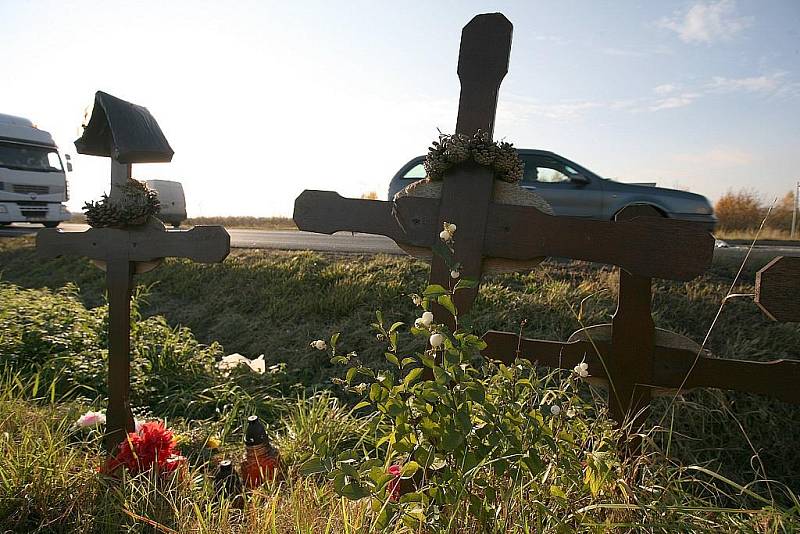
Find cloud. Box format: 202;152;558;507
659;0;752;43
707;73;785;93
649;93;699;111
674;146;755;167
653;84;678;95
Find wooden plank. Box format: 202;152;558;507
484;205;714;281
756;256;800;322
293;191;437;247
454;13;512;136
482;331;800;404
608;269;654;427
37;225;230;264
104;258;136;452
292;191;713;281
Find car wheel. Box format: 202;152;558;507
43;221;60;228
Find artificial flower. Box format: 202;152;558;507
387;464;402;502
75;410;106;428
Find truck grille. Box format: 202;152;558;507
13;184;50;194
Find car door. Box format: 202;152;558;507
519;154;604;218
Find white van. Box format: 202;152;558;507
145;179;186;227
0;113;71;227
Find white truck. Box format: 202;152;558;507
0;113;72;227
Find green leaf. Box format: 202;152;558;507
330;332;340;348
345;367;358;384
389;321;404;333
404;367;423;386
385;352;399;366
423;284;448;298
437;294;457;316
401;461;420;478
299;458;327;476
453;278;479;291
353;400;371;410
340;483;369;500
339;461;359;478
401;357;417;368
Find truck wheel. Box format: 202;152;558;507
43;222;60;228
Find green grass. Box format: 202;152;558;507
1;235;799;531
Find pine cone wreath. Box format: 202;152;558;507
84;178;160;228
423;130;524;183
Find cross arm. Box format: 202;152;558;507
293;190;438;247
484;205;714;281
37;225;230;263
482;330;800;404
294;190;713;281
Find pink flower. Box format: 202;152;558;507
387;464;402;501
75;410;106;428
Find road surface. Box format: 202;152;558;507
1;223;798;259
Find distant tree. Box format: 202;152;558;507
714;189;764;230
361;191;378;200
767;190;796;231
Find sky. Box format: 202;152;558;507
1;0;798;216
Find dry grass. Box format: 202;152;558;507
186;216;297;230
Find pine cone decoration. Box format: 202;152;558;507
493;141;524;183
422;130;524;183
83;178;160;228
470;129;497;166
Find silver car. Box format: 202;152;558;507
388;149;716;229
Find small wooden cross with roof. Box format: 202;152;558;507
37;91;230;452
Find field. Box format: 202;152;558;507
1;235;799;532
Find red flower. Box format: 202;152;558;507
107;421;181;475
387;464;402;502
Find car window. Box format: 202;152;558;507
403;163;426;179
521;156;582;184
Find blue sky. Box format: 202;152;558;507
1;0;798;216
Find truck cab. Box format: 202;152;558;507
0;113;71;227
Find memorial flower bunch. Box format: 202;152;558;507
105;420;186;476
304;224;621;531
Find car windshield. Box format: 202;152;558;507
0;141;63;172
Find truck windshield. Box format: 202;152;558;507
0;141;63;172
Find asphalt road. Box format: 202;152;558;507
1;223;798;259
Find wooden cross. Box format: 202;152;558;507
36;92;230;452
293;12;800;433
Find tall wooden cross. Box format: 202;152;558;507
37;92;230;452
293;12;800;432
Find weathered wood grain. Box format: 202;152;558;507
481;331;800;404
756;256;800;322
37;225;230;264
294;191;714;281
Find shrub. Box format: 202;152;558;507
0;282;291;422
714;189;764;230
